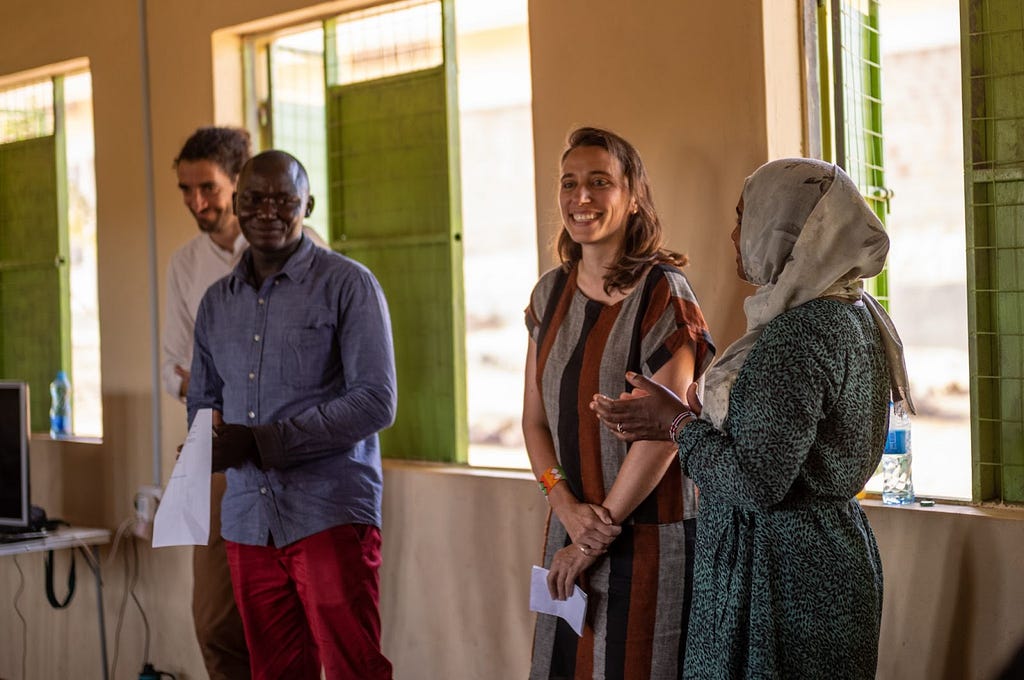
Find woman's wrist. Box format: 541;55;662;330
537;464;566;497
668;410;697;440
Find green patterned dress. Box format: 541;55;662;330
677;298;887;679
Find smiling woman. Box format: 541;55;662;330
522;127;715;679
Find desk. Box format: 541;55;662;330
0;527;111;680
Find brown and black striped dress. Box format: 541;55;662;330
526;263;715;680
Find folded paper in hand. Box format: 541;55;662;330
152;408;212;548
529;565;588;636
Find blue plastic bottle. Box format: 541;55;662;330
882;401;914;505
49;370;72;438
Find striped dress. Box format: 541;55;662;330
526;263;715;680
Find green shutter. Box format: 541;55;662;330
0;133;70;432
962;0;1024;502
819;0;890;307
324;0;466;462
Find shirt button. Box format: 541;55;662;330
274;280;280;286
259;487;267;495
253;334;260;342
247;410;255;419
248;372;255;380
258;298;265;305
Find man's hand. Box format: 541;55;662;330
211;423;260;472
175;365;191;399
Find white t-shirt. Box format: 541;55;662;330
161;231;248;400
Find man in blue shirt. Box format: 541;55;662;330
187;150;396;679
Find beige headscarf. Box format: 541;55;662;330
702;158;916;428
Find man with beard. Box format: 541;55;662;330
187;150;396;678
162;126;252;680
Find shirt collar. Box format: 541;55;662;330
229;234;317;293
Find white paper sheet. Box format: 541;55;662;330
152;408;212;548
529;565;588;636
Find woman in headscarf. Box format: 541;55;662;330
524;127;715;679
591;158;914;678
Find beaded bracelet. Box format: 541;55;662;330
538;465;566;496
668;411;696;441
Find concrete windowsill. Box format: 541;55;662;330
29;433;102;446
382;460;1024;521
859;497;1024;521
383;458;534;481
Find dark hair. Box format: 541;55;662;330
174;126;252;180
556;127;687;294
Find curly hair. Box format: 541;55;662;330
556;127;687;294
173;126;251;180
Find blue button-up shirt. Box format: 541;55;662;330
187;236;397;547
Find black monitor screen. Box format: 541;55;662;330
0;382;29;527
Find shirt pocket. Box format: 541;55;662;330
281;307;337;389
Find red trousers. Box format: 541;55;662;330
226;524;392;680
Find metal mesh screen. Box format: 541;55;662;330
964;0;1024;501
835;0;890;307
326;0;442;87
0;79;53;145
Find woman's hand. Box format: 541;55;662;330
551;495;621;552
547;544;599;600
590;372;700;442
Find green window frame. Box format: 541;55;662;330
0;76;72;433
244;0;467;463
961;0;1024;503
810;0;891;307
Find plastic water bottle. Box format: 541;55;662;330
882;401;914;505
49;370;71;438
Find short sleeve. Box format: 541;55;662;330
524;266;568;345
640;266;716;379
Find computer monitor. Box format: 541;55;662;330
0;381;30;529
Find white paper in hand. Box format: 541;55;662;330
152;408;212;547
529;565;588;636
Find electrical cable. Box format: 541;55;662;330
104;516;137;571
13;554;27;680
110;527;136;678
111;530;155;678
130;533;152;663
44;548;76;608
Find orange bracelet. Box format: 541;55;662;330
538;465;566;495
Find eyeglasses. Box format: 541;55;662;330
237;192;302;215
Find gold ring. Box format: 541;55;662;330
578;545;588;555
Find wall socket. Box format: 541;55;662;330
133;485;163;540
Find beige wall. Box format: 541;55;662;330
1;1;1022;679
528;0;790;347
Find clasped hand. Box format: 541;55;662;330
547;543;599;600
557;501;620;554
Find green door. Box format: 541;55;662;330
0;133;70;432
324;0;466;462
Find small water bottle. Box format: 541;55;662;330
882;401;914;505
49;370;72;438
